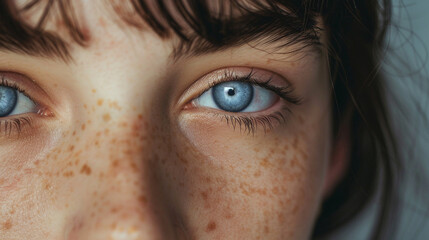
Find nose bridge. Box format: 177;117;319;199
67;108;176;240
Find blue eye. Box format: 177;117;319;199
0;86;36;117
212;81;253;112
195;81;278;113
0;86;17;117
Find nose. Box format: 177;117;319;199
64;111;182;240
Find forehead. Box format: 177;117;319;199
3;0;322;61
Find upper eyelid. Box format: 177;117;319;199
0;72;54;114
178;67;301;110
207;75;301;105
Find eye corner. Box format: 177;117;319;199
182;101;197;111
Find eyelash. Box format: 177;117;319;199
200;69;301;134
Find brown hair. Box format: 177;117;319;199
0;0;400;239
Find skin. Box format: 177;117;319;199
0;1;343;239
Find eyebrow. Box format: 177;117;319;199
0;5;321;63
0;30;71;62
169;12;322;61
0;1;71;62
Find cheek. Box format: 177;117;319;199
0;126;66;236
173;112;329;239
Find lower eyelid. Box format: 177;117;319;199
0;116;33;138
0;109;54;139
181;105;291;135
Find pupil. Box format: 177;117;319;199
227;88;235;96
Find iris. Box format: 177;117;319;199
0;86;17;117
212;81;253;112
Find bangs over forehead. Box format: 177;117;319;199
0;0;323;61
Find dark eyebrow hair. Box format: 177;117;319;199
0;0;322;62
0;1;74;61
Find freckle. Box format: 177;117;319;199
2;219;12;230
264;225;270;233
299;149;309;160
103;113;111;122
110;207;118;213
200;191;208;200
254;170;261;177
0;178;5;186
292;137;299;149
178;156;188;165
259;158;272;168
112;160;119;168
92;89;96;93
292;204;299;214
63;171;74;177
111;223;117;229
69;145;75;152
138;196;147;205
138;114;143;120
83;104;88;109
80;164;92;175
130;162;138;172
109;101;122;110
97;99;104;106
81;124;86;130
206;221;216;232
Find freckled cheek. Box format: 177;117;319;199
178;114;255;163
0;124;62;193
0;126;76;235
177;114;321;237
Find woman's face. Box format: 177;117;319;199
0;1;334;239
